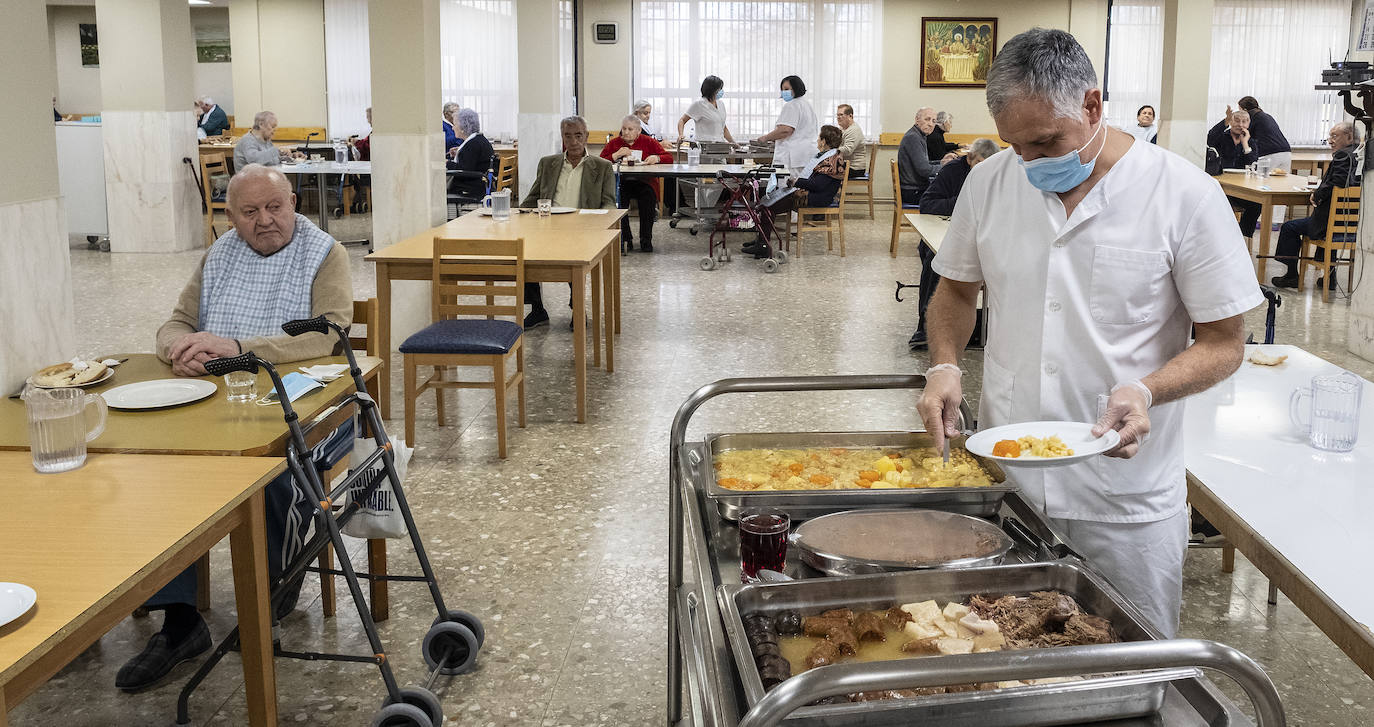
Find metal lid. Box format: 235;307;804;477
793;508;1013;575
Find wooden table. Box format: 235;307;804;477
905;212;948;253
1216;172;1315;282
367;211;624;423
1291;149;1333;177
0;453;283;726
1184;344;1374;679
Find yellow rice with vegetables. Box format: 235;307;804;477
714;447;994;491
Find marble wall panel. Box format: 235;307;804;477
101;110;202;253
371;131;445;340
0;197;76;395
1351;176;1374;363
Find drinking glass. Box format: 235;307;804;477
23;387;107;473
1290;372;1363;452
225;370;258;402
739;509;789;582
629;149;643;163
483;190;512;221
537;198;552;218
1258;159;1272;177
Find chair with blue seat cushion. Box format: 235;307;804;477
792;159;851;258
200;153;232;246
841;144;875;219
400;237;527;457
1299;186;1359;302
889;158;920;258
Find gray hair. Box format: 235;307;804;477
442;102;460;118
935;111;951;125
227;164;292;208
1334;120;1361;144
198;96;214;106
559;115;588;133
632;99;652;114
1230;109;1251;122
456;108;481;135
986;28;1099;120
968;138;1000;161
915;107;935;121
252;110;276;130
620;114;642;129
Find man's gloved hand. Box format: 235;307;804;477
1092;379;1152;459
917;364;964;454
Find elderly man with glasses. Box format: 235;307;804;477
1270;121;1362;290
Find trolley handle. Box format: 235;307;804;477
282;315;333;337
205;352;260;377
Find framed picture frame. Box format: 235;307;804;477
920;18;997;88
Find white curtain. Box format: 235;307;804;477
324;0;372;140
439;0;519;138
561;0;577;116
1104;0;1350;146
632;0;883;139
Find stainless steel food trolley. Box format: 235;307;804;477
667;374;1286;727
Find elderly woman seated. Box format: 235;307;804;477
788;124;846;209
446;108;495;200
599;114;668;252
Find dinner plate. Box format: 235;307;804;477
965;421;1121;468
30;367;114;389
0;583;37;628
101;379;218;410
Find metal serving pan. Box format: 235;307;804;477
717;559;1185;727
695;431;1015;521
792;509;1015;576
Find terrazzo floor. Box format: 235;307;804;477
9;208;1374;726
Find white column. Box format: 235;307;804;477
369;0;445;339
517;1;568;199
1352;169;1374;362
0;0;77;393
95;0;201;253
1158;0;1215;168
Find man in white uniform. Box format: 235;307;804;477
917;29;1261;637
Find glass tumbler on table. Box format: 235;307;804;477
739;509;789;582
225;370;258;402
23;387;107;474
537;198;552;218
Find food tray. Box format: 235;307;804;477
793;509;1015;576
694;431;1015;521
717;559;1186;727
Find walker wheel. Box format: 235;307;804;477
98;239;111;252
381;687;443;726
775;250;789;264
669;219;678;229
422;621;479;676
699;256;716;271
432;609;485;647
332;206;345;219
763;258;780;273
689;227;699;236
370;702;433;727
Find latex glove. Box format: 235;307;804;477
917;364;964;454
1092;380;1152;459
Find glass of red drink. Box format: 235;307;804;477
739;509;790;582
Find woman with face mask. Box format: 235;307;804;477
677;75;736;146
756;75;820;175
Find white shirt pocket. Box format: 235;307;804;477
977;353;1016;429
1089;245;1169;325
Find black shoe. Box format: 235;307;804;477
640;242;653;252
1270;273;1299;289
908;330;928;350
115;618;211;692
523;310;549;329
1317;276;1337;291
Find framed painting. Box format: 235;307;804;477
920;18;997;88
79;23;99;68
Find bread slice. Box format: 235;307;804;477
1248;351;1288;366
32;363;77;387
68;361;107;385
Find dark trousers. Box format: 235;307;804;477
1274;217;1324;271
619;178;658;246
1229;197;1262;239
916;242;939;334
147;469;309;608
525;282;574;313
847;167;868;180
901;186;925;207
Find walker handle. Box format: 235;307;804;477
282;315;331;337
204;352;260;377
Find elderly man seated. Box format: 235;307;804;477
1271;121;1362;290
1207;109;1261;241
196;96;229;138
115;165;353;693
519;115;615;329
234;111;302;169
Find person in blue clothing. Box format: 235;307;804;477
442;102;461;156
196;96;229;138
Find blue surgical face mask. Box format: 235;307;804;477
716;89;725;100
780;90;794;102
1017;121;1107;193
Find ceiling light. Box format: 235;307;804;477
188;0;212;5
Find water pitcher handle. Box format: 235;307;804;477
1289;387;1311;434
482;194;493;209
83;392;108;442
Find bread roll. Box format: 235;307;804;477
32;363;76;387
68;361;107;385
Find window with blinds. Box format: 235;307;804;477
632;0;883;140
1105;0;1350;147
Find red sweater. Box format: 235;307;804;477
600;135;670;198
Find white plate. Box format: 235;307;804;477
549;206;577;214
101;379;219;410
0;583;37;628
965;421;1121;468
30;367;115;389
1221;168;1248;174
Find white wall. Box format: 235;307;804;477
230;0;328;131
47;5;234;116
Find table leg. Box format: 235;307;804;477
368;538;389;622
376;264;392;419
591;262;602;370
229;489;278;727
573;269;587;423
1255;201;1275;283
603;251;615;373
2;686;8;727
317;172;330;235
613;237;622;334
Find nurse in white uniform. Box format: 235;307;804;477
917;29;1262;638
755;75;820;176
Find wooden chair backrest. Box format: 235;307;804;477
587;130;617;144
350;298;378;355
431;238;525;322
494;155;517;193
1324;186;1361;244
201;153;230;208
878;132;904;146
226;125;326;142
836;159;851;209
945;132;1008;148
890;158;902;202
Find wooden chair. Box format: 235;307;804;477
493;154;517;194
841;144;875;219
889;158;919;257
201;153;231;246
402;238;527;458
792;159;851;257
1299;186;1360;302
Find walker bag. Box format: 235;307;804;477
342;436;414;539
